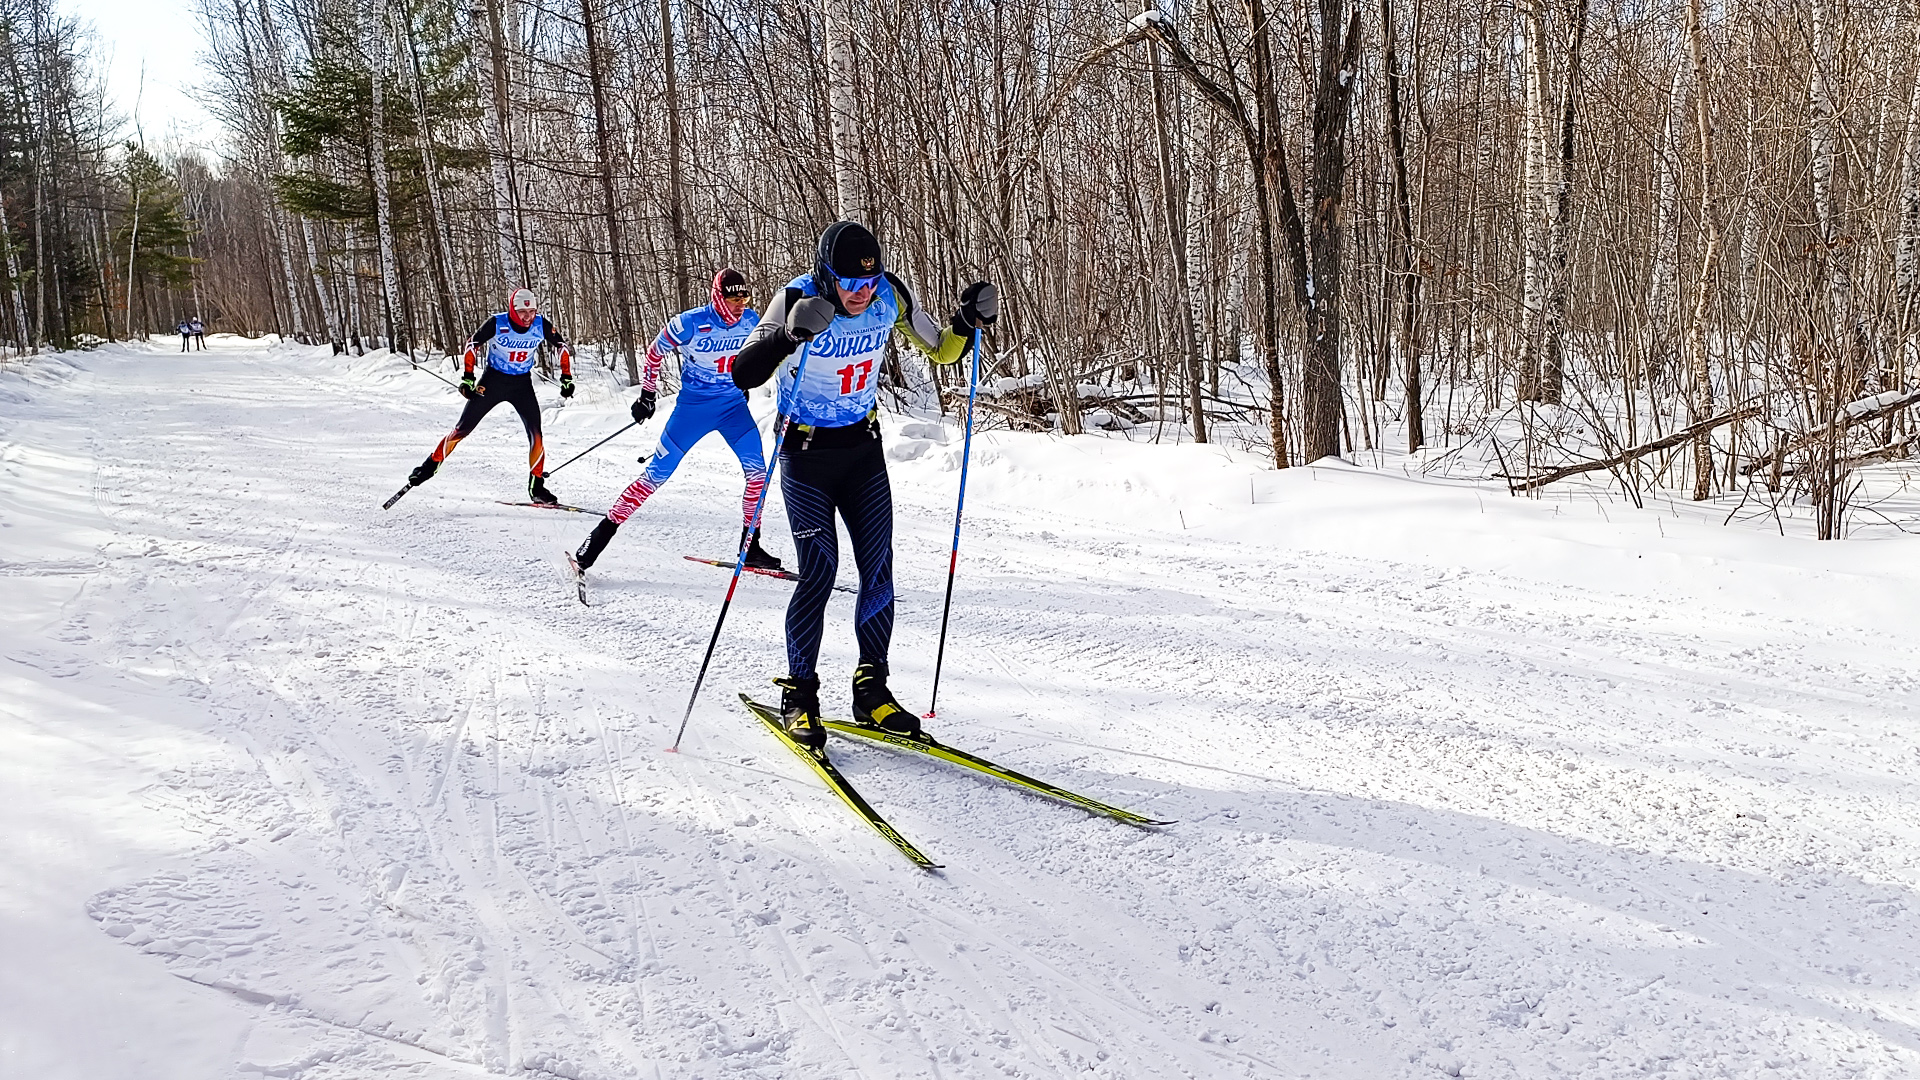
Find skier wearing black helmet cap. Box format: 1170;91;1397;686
572;268;782;576
730;220;997;750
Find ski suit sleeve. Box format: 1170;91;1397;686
641;313;693;393
732;287;804;390
462;317;498;376
542;319;572;377
886;273;969;366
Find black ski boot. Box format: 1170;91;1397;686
852;662;921;738
742;527;782;571
528;472;558;505
775;674;825;751
575;518;619;570
408;456;439;486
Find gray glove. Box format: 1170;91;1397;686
786;295;837;342
956;280;998;333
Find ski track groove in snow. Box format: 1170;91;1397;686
3;341;1918;1078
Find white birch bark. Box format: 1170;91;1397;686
1894;10;1920;323
1684;0;1722;500
1537;0;1587;407
1648;65;1686;389
1737;21;1761;324
365;0;406;352
472;0;524;288
1518;0;1551;396
824;0;868;223
0;187;31;354
1808;0;1848;343
301;218;343;350
240;0;313;344
344;223;365;353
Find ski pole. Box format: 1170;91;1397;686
924;330;984;719
670;342;812;751
410;355;463;391
546;420;639;476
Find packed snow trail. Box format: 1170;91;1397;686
3;339;1918;1079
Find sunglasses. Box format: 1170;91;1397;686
721;289;751;300
835;273;883;294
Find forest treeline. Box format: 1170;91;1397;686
5;0;1920;535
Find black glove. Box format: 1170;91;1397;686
786;295;837;342
630;389;657;424
459;373;481;400
559;375;575;398
955;281;998;334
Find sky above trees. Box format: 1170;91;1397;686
66;0;217;147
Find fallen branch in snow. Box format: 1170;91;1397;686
1738;387;1920;475
1838;433;1918;471
948;394;1052;431
1510;407;1761;492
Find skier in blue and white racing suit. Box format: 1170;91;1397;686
572;268;783;573
730;221;997;749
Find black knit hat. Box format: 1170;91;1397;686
813;221;884;311
710;267;749;324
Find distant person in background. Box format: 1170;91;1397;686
177;320;193;352
399;287;575;505
188;317;206;350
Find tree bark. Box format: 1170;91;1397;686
475;0;525;289
1684;0;1721;500
583;0;639;383
1147;31;1206;444
1381;0;1423;450
660;0;690;306
1301;5;1364;462
365;0;407;353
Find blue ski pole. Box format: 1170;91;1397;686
924;331;983;720
670;342;812;751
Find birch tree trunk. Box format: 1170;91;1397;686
583;0;639;383
0;187;30;354
1684;0;1722;500
400;0;464;351
1647;66;1685;392
1382;0;1424;448
237;0;310;344
1537;0;1588;406
660;0;691;306
1147;33;1206;443
301;218;343;352
1808;0;1849;537
824;0;869;224
1517;0;1551;399
475;0;524;289
365;0;407;353
1893;8;1920;328
344;223;365;352
1809;0;1849;352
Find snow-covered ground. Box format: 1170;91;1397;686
3;338;1918;1080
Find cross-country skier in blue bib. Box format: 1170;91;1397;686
572;268;783;573
730;221;996;749
402;287;574;504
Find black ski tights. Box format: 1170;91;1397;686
780;438;893;681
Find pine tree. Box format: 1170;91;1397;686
115;143;197;336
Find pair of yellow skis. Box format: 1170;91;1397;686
739;694;1171;871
